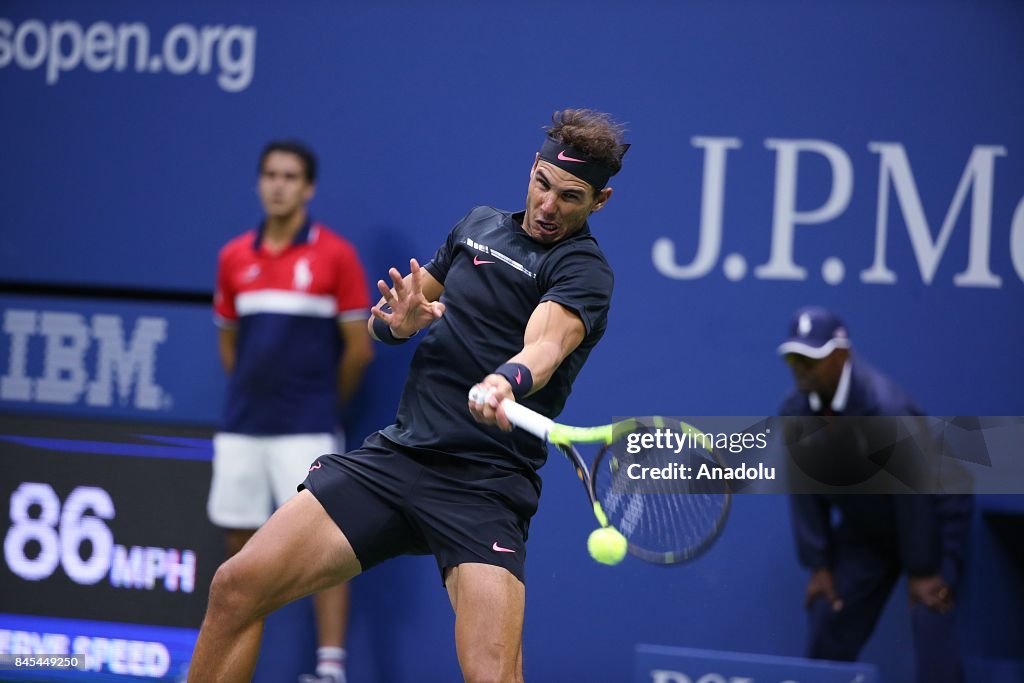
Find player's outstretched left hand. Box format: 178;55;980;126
371;258;445;338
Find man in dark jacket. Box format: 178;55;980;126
778;306;972;683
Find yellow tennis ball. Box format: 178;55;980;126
587;526;627;565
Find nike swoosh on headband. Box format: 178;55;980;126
557;150;586;163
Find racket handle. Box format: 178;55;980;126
467;387;554;441
501;399;554;441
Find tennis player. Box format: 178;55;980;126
188;109;629;682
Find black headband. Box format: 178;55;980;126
537;137;629;190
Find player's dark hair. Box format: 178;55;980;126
546;109;628;177
259;140;318;183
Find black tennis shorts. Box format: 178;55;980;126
300;431;540;584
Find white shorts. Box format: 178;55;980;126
207;432;342;529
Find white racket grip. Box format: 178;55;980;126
499;399;554;441
467;386;554;441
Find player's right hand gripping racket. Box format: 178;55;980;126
469;388;732;564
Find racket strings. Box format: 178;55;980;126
593;429;730;563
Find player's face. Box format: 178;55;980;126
258;151;314;220
523;159;611;244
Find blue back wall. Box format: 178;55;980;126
2;1;1022;681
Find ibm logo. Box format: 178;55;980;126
0;309;168;410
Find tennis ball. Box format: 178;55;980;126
587;526;627;565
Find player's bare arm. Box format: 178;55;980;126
368;258;446;340
469;300;585;430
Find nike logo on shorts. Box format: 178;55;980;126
309;461;322;471
492;541;515;553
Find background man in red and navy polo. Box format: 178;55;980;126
208;140;373;683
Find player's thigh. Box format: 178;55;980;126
208;433;273;529
266;433;338;506
446;563;524;669
446;562;525;621
219;489;362;617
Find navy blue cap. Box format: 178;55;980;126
777;306;851;359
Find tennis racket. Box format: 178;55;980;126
468;388;732;564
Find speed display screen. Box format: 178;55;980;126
0;415;221;681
